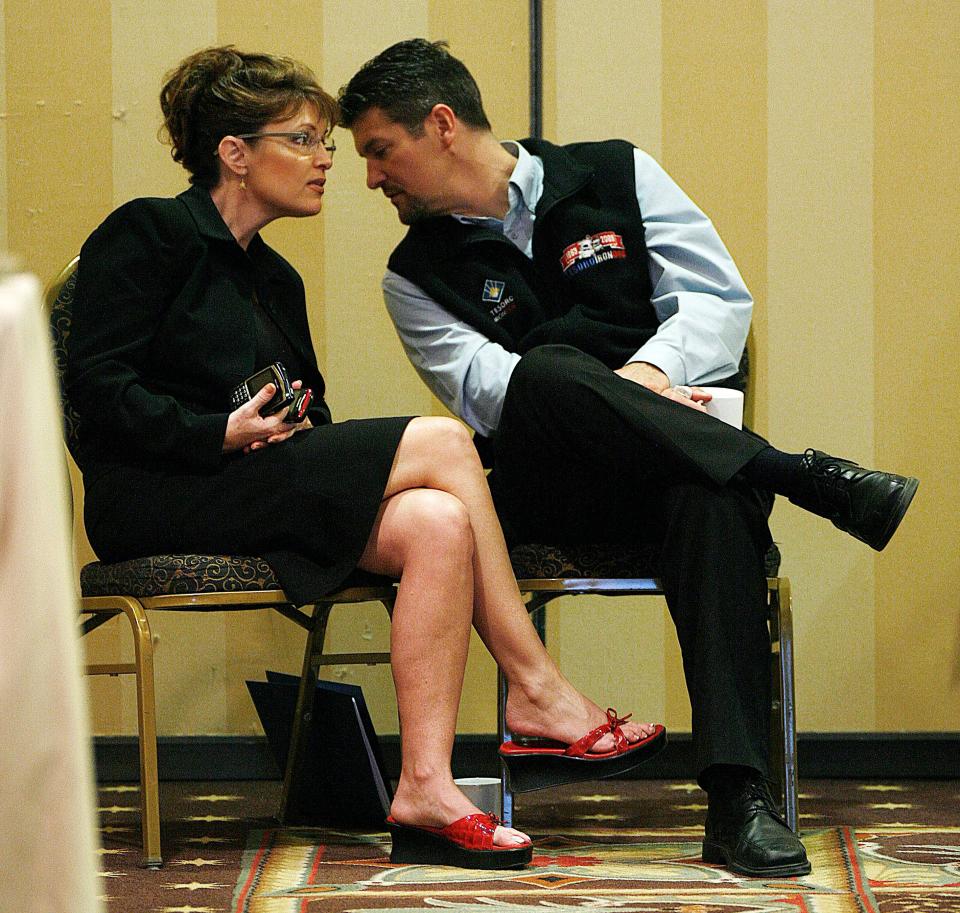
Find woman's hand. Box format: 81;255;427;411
222;382;305;454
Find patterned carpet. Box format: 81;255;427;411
96;779;960;912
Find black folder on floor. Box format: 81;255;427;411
246;671;392;826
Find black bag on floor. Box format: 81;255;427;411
247;671;392;826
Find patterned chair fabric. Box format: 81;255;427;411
510;541;782;579
80;554;282;598
48;265;83;461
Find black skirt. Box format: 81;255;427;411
83;416;413;604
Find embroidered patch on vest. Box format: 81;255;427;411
559;231;626;275
482;279;505;303
482;279;516;322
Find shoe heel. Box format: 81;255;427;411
388;822;438;865
502;756;570;794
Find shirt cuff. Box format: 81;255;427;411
627;341;685;387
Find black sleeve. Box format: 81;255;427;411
67;199;229;470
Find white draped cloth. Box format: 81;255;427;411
0;272;103;913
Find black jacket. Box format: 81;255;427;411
68;184;330;483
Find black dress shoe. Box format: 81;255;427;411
703;776;811;877
789;449;919;551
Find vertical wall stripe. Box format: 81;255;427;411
768;1;876;729
548;0;668;727
320;1;431;425
5;0;116;729
218;0;330;372
874;0;960;729
427;1;531;733
304;0;433;737
112;1;216;207
660;0;767;731
127;0;227;736
5;0;112;280
213;0;338;735
553;0;662;154
430;1;529;140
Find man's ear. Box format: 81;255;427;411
427;104;457;147
217;136;248;179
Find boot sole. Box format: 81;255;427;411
702;838;812;877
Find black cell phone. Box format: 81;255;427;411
230;362;312;423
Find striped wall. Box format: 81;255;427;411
2;1;956;741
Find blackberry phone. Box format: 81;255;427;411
230;362;311;423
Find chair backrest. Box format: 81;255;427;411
43;256;82;462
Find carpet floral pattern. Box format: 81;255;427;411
96;780;960;913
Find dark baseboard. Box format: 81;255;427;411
93;732;960;783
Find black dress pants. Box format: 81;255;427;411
487;345;775;779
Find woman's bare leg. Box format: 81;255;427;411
380;418;657;751
358;486;528;847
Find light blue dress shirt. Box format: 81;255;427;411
383;142;753;437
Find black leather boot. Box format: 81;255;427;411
789;449;918;551
703;774;811;877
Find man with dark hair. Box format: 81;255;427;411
340;39;918;878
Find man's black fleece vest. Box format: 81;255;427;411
388;139;660;369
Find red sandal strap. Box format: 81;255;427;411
438;813;500;850
563;708;633;758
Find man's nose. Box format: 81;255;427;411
366;160;384;190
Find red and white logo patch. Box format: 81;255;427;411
559;231;626;275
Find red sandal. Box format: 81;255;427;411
386;812;532;869
499;708;667;793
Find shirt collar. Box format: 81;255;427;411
451;141;544;228
177;183;279;275
502;141;543;215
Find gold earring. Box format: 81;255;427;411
239;176;247;190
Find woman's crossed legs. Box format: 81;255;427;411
358;417;658;847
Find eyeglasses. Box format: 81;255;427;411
234;131;336;158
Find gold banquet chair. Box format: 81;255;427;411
45;258;396;868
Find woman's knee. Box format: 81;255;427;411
399;488;474;556
403;416;478;467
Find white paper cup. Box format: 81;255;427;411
454;776;502;817
700;387;744;429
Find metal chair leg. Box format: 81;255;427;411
775;578;799;832
497;666;512;827
278;602;330;824
115;597;162;868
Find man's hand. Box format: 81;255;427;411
614;361;671;392
222;382;304;454
614;361;711;413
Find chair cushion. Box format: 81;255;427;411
80;554;281;598
509;541;782;579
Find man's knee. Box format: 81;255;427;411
506;345;597;415
514;345;585;385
